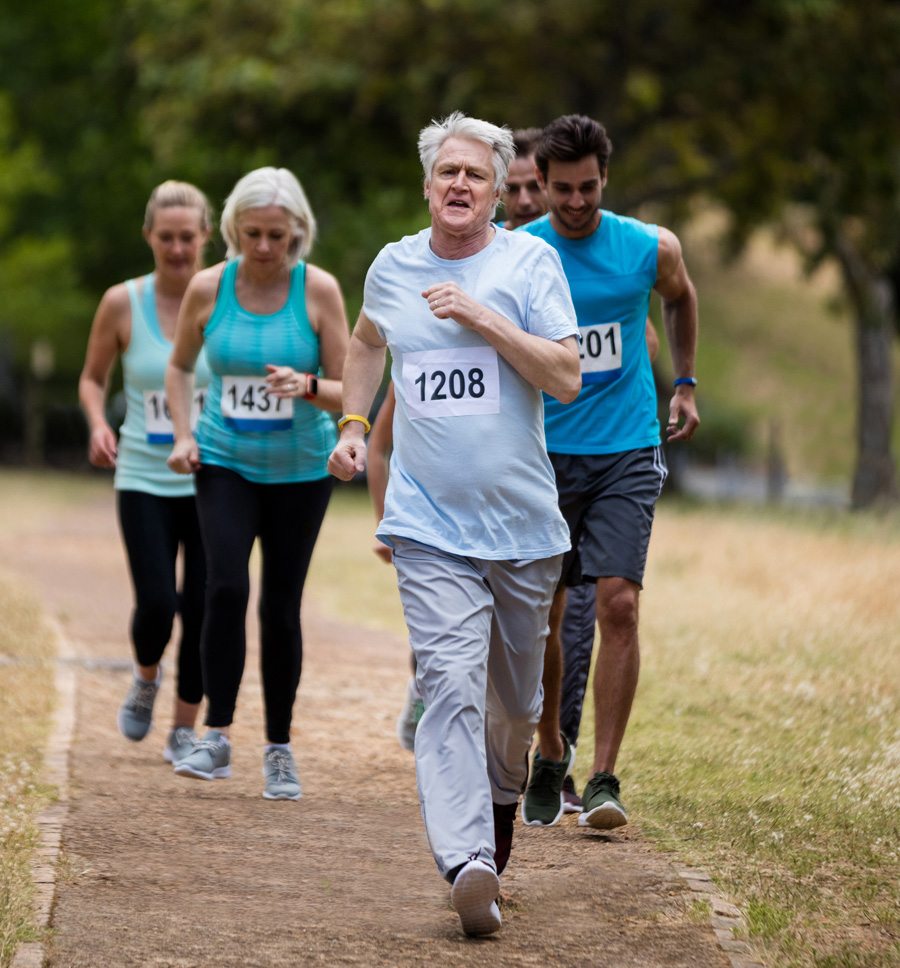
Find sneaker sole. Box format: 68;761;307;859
562;800;583;814
451;863;501;937
163;747;196;766
262;789;302;801
173;764;231;780
578;802;627;829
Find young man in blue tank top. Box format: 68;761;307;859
518;114;700;830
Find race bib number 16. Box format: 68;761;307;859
402;347;500;420
221;376;293;431
144;388;205;444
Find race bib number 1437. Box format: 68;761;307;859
402;347;500;420
221;376;293;431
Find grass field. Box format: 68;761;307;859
0;576;55;966
309;488;900;968
0;470;109;966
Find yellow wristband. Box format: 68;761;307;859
337;414;371;434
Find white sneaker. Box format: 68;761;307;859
450;860;501;937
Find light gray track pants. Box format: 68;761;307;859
392;538;562;880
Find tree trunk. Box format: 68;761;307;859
834;233;899;508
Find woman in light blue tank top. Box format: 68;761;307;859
79;181;213;765
166;167;350;799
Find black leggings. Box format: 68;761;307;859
116;490;206;704
194;465;333;744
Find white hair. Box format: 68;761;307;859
418;112;515;193
220;167;317;265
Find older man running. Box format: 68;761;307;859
329;112;580;937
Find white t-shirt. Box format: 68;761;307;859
364;226;577;560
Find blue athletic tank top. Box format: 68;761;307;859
115;274;210;496
195;259;336;483
520;211;660;455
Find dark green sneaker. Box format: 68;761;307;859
578;771;627;829
521;734;573;827
396;677;425;752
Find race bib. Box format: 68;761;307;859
578;321;623;385
221;376;293;431
143;388;206;444
402;347;500;421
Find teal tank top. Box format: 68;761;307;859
115;274;211;496
520;211;660;455
195;259;337;483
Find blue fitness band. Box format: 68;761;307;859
674;377;697;387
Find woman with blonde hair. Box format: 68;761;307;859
166;167;350;800
79;180;213;763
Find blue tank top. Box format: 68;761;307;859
520;211;660;455
195;259;336;483
115;274;210;496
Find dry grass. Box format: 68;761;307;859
0;574;56;967
306;483;408;636
580;502;900;967
0;469;101;965
313;489;900;967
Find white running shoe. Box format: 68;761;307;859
450;860;501;937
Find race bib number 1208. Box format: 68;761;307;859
402;347;500;420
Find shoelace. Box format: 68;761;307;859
127;680;157;711
171;727;194;746
191;739;224;753
529;763;564;796
266;751;294;781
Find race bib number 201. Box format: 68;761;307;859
579;321;623;385
221;376;293;431
402;347;500;420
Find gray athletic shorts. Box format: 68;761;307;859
550;446;667;589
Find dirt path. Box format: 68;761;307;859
7;486;739;967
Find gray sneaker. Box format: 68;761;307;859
163;726;197;765
173;730;231;780
262;748;302;800
117;674;161;741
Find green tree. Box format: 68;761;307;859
2;0;898;502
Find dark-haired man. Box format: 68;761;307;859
519;114;699;830
499;127;546;229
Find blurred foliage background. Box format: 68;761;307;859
1;0;899;504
